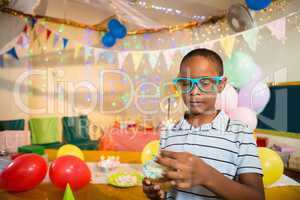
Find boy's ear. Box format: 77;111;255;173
218;77;227;93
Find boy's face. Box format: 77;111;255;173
179;56;227;115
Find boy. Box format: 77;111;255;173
143;49;264;200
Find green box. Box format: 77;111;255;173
18;145;45;155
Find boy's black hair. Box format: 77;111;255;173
180;48;223;76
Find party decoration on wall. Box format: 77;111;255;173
242;28;259;51
245;0;272;11
228;107;258;130
266;17;286;43
220;36;235;58
0;154;47;192
102;19;127;48
63;183;76;200
57;144;85;161
141;140;160;164
49;155;91;190
0;55;4;67
6;47;19;60
258;147;284;187
224;51;257;88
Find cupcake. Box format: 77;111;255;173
142;158;172;191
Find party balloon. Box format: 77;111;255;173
57;144;84;161
108;19;121;31
141;140;160;164
0;153;47;192
246;0;272;11
102;32;116;48
224;51;258;89
111;25;127;39
238;81;270;113
49;155;91;190
258;147;284;187
228;107;257;130
215;84;238;114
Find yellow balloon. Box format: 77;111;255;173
57;144;85;161
258;147;283;187
141;140;160;164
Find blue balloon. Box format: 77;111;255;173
108;19;121;31
102;32;116;48
111;25;127;39
245;0;272;11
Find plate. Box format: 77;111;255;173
107;171;143;187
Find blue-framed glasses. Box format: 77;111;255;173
173;76;224;94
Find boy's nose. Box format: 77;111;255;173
190;83;203;95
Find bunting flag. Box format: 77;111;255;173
131;52;143;71
6;47;19;60
266;17;286;43
242;28;259;51
22;33;30;48
31;17;37;29
53;33;60;48
23;25;28;33
46;29;52;40
17;34;24;47
220;36;235;58
0;55;4;67
32;30;39;42
36;25;45;34
148;51;160;70
74;43;82;58
118;51;129;68
101;51;115;65
63;38;69;49
93;48;102;64
84;46;92;61
163;49;177;71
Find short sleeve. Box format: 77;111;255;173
236;128;263;175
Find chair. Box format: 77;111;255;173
62;115;98;150
0;119;25;131
29;117;63;149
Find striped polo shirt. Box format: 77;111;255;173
160;110;262;200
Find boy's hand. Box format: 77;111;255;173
157;150;212;189
142;178;165;200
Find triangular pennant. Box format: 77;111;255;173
17;34;24;47
53;33;60;48
36;25;45;34
131;52;143;71
6;47;19;60
63;38;69;49
23;25;28;33
84;46;92;61
22;34;30;48
118;51;129;68
148;51;160;70
74;43;82;59
31;18;37;29
32;29;39;42
220;36;235;58
242;28;259;51
266;17;286;43
163;49;176;71
101;51;115;65
63;183;75;200
93;48;102;64
46;29;52;40
0;55;4;67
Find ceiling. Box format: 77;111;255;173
44;0;244;29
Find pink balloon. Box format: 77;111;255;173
215;84;238;114
238;81;270;113
228;107;258;130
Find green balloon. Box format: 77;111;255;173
224;51;257;88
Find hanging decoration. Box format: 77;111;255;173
102;19;127;48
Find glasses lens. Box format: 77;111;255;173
175;79;193;93
199;78;219;92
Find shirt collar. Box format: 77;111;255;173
179;110;229;131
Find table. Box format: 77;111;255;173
1;150;300;200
